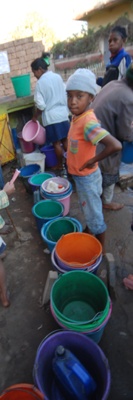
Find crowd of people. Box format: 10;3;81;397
0;24;133;307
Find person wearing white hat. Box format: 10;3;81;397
66;68;122;253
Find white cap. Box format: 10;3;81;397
66;68;97;96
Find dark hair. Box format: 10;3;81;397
31;52;50;71
110;25;127;39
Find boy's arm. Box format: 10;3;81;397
80;135;122;171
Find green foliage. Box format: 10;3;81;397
51;27;106;59
51;18;133;59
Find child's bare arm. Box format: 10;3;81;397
3;182;15;196
79;135;122;171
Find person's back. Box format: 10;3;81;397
35;70;68;126
92;72;133;209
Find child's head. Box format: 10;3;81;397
108;25;127;55
66;68;97;116
31;52;50;79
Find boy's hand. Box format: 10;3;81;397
3;182;15;196
79;160;96;171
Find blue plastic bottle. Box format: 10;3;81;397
52;345;97;400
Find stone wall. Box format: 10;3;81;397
0;37;44;98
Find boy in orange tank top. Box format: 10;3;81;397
66;69;122;253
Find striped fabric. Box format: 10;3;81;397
84;111;109;144
0;190;9;210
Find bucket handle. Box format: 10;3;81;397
62;310;105;326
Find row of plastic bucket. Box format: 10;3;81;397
41;216;83;252
50;270;111;343
33;330;111;400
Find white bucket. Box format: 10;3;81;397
23;151;46;172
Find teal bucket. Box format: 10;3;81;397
28;172;55;192
41;217;77;252
50;271;110;341
32;200;64;233
11;74;31;97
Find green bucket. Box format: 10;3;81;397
50;271;110;330
11;74;31;97
46;217;76;242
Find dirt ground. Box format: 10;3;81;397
0;161;133;400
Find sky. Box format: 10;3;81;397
0;0;92;43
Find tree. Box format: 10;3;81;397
10;12;57;50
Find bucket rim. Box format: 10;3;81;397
32;199;64;219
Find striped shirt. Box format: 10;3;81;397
0;190;9;229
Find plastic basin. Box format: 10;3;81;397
32;200;64;233
22;120;46;145
55;232;102;268
33;330;111;400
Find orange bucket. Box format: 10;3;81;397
0;384;44;399
55;232;102;268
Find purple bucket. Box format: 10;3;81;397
40;145;58;168
33;330;111;400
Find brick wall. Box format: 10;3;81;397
0;36;44;98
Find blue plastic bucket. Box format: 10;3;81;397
20;164;41;193
33;330;111;400
121;141;133;164
32;200;64;233
40;144;58;168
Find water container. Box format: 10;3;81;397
52;345;96;400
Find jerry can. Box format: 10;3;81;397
52;345;97;400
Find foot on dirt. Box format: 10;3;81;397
103;202;124;211
0;252;6;260
0;291;10;307
0;224;13;234
123;277;133;290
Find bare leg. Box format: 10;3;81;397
61;137;68;152
0;224;13;234
52;141;64;169
95;231;106;255
0;259;10;307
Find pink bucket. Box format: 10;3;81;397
22;120;46;145
58;192;72;216
17;132;35;153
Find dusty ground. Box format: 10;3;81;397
0;161;133;400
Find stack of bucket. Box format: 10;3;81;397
40;176;73;216
41;216;82;252
52;232;102;274
50;270;112;344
